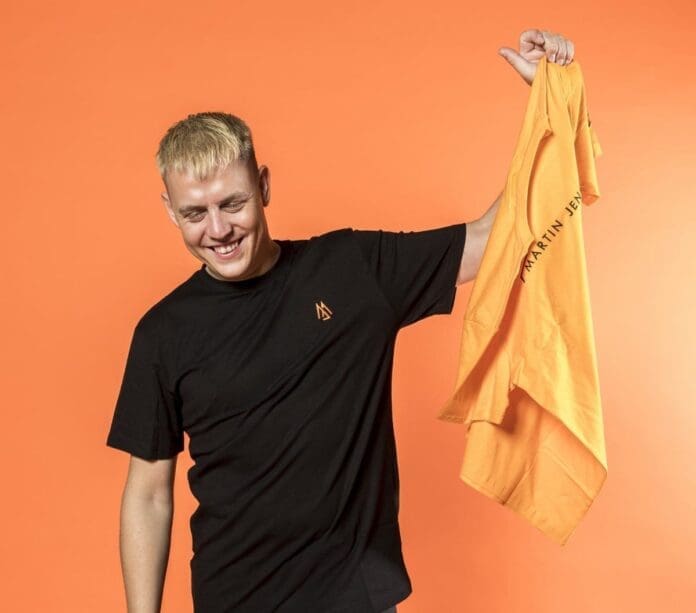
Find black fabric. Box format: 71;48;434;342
106;222;467;612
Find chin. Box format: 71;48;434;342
203;252;248;279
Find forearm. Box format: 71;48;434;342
119;492;175;613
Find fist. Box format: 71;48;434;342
499;29;575;85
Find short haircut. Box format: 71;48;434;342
155;111;259;185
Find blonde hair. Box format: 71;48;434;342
155;111;259;184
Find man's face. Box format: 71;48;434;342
161;160;277;282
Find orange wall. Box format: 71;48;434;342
3;1;695;611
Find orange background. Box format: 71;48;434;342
3;1;695;611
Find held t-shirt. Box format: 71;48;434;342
437;55;606;546
106;222;466;613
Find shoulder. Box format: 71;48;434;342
291;227;356;260
305;226;354;245
133;271;201;342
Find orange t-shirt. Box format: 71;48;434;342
437;55;606;546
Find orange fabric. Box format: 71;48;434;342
437;55;606;546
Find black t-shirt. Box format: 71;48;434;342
106;222;467;613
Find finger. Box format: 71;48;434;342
552;34;563;63
557;38;569;65
534;29;547;51
566;40;575;64
540;30;554;57
546;35;560;62
519;28;545;52
533;29;545;46
563;39;571;64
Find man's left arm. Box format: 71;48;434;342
456;190;502;285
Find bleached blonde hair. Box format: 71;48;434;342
155;111;259;185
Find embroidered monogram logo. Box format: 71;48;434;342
315;300;333;321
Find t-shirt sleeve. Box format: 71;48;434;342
570;70;602;206
105;316;184;460
350;222;467;328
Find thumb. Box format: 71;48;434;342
498;46;534;84
498;46;524;68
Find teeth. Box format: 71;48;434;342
214;239;240;254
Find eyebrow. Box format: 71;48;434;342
178;191;250;215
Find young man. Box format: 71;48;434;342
106;29;574;613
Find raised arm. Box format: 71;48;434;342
456;189;502;285
454;27;575;284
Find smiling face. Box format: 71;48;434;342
161;159;280;282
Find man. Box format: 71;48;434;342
106;29;575;613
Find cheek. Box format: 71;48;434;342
228;210;258;233
181;225;204;246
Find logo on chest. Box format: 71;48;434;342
315;300;333;321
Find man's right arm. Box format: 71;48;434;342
118;455;178;613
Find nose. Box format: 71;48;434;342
205;208;233;241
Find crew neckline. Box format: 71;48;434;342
195;239;295;294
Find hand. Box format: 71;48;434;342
498;29;575;86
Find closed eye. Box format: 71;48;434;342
184;200;246;222
224;201;245;211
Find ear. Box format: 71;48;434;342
161;191;180;227
258;164;271;207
